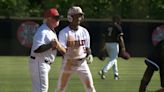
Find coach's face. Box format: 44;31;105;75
72;14;84;26
47;16;60;29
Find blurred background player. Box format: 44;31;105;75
139;39;164;92
29;8;66;92
54;6;96;92
98;15;127;80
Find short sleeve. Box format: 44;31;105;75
84;28;90;48
32;30;46;51
59;30;67;48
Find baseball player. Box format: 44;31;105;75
139;40;164;92
98;15;127;80
54;6;96;92
28;8;66;92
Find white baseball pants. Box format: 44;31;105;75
29;58;51;92
103;42;119;76
55;58;96;92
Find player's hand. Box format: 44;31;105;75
86;54;93;64
51;39;59;49
51;39;66;54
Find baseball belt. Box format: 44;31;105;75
67;58;86;66
30;56;52;65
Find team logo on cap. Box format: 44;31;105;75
152;25;164;46
17;21;39;48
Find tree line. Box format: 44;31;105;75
0;0;163;19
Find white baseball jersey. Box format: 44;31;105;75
55;25;96;92
30;23;58;62
29;23;58;92
59;25;90;59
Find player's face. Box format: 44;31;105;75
72;14;84;26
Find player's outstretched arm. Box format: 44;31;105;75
86;48;93;64
118;35;126;52
118;35;131;59
51;39;66;55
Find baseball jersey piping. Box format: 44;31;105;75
145;58;159;69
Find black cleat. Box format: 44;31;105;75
114;74;119;80
98;70;106;79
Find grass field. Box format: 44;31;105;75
0;56;161;92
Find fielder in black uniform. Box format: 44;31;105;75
99;15;127;80
139;40;164;92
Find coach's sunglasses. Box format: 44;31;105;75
52;16;61;21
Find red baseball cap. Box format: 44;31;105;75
44;8;60;18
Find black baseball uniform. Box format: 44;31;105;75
98;17;125;80
139;40;164;92
104;23;123;43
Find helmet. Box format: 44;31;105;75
67;6;84;22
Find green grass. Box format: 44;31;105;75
0;56;160;92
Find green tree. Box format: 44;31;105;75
0;0;163;19
0;0;29;17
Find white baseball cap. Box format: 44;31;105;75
68;6;84;15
